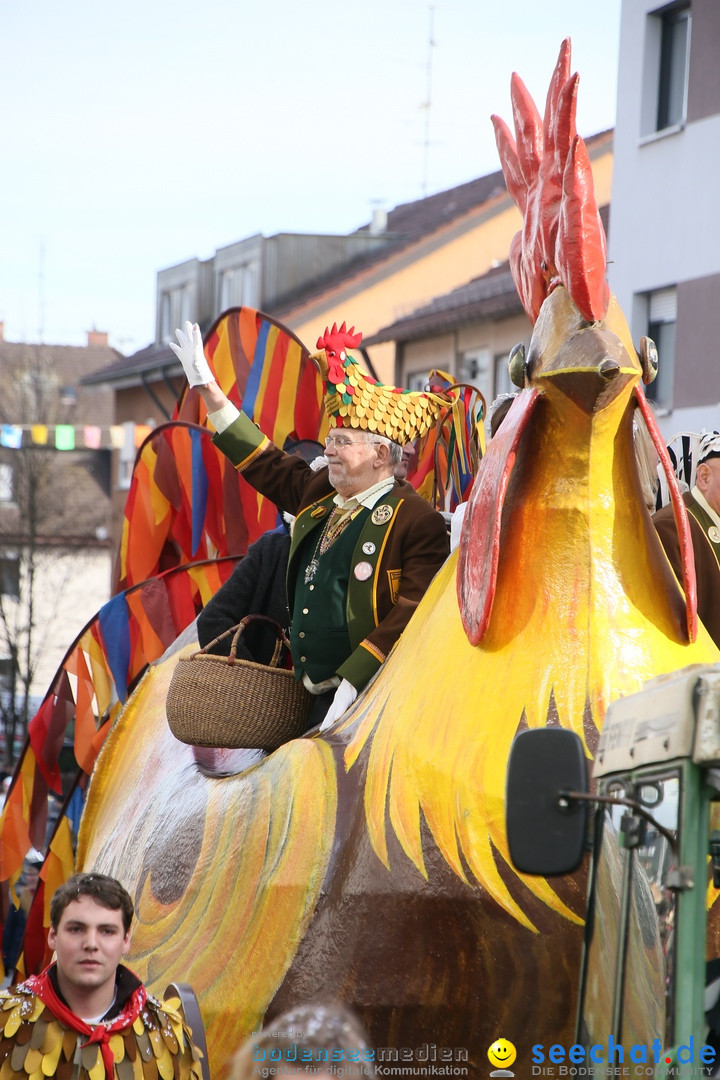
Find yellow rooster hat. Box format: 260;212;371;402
311;322;456;445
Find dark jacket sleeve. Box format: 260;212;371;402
197;531;291;663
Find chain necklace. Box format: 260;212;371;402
304;505;364;584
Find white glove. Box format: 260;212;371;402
169;321;214;387
319;678;358;732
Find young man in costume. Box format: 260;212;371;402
0;873;203;1080
170;320;451;730
653;429;720;648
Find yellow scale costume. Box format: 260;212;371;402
0;984;203;1080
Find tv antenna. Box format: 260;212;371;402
421;6;436;197
38;241;46;343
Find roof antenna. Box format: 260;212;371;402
420;5;436;197
38;240;46;343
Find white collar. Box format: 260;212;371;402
333;475;395;511
692;486;720;531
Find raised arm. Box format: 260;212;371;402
169;321;230;415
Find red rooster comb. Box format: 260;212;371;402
491;38;610;325
316;321;363;360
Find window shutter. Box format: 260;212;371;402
649;288;677;323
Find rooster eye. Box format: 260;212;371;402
508;342;527;388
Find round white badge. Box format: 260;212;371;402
362;541;376;555
710;526;720;544
354;561;373;581
371;504;393;525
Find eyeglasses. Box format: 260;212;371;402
324;434;383;449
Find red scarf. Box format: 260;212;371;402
24;968;147;1079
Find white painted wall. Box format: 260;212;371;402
609;0;720;440
2;547;112;702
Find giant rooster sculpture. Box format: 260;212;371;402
3;39;718;1078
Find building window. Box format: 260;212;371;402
179;287;194;328
159;292;172;344
406;371;432;392
494;352;513;399
0;552;20;599
159;286;194;344
0;653;17;691
0;463;12;503
645;286;677;411
460;349;493;403
406;370;468;393
18;368;56;413
219;269;237;309
117;421;137;492
655;4;691;131
219;262;258;309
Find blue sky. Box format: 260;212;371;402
0;0;621;354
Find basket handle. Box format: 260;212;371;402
196;615;292;668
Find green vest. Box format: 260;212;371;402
290;508;370;683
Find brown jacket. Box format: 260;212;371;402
652;490;720;649
213;416;450;689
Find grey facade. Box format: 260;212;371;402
154;232;394;347
608;0;720;437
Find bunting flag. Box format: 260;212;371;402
0;424;22;448
133;423;152;447
0;556;241;976
0;424;127;449
83;425;102;449
54;425;75;451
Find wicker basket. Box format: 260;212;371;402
166;615;313;751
